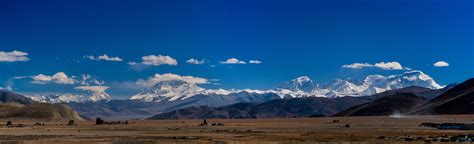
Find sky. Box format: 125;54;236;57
0;0;472;99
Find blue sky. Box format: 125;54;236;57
0;0;472;99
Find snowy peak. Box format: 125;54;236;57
278;70;444;98
89;90;112;102
29;86;113;103
399;70;442;89
29;94;87;103
75;86;112;102
363;70;443;90
279;76;316;92
130;80;205;102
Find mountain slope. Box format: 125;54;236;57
334;93;427;116
0;103;83;120
364;85;452;101
0;90;82;120
0;90;36;104
67;100;155;120
148;96;371;119
410;78;474;115
68;91;280;120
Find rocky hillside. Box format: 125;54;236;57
335;78;473;116
148;96;371;119
0;90;83;121
410;78;474;115
0;90;36;104
334;93;427;116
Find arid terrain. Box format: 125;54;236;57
0;115;472;144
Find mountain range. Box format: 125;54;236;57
130;70;443;102
25;70;452;119
149;77;473;119
335;78;474;116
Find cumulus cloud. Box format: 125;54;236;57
30;72;76;84
342;61;406;70
74;85;109;92
0;85;12;91
342;63;373;69
249;60;262;64
128;62;138;65
186;58;205;64
86;54;123;61
129;55;177;66
0;50;30;62
374;62;404;70
136;73;209;88
433;61;449;67
15;72;104;85
220;58;246;64
79;74;104;85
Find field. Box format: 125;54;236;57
0;115;473;144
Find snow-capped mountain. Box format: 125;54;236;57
29;86;112;103
29;94;88;103
308;70;443;97
88;90;112;102
278;76;316;93
130;80;281;102
32;70;443;105
28;70;446;120
130;80;206;102
131;70;444;102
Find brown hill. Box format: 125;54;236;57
148;96;371;119
0;90;83;121
334;93;427;116
0;90;36;104
410;78;474;115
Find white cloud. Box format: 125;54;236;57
79;74;104;86
129;55;177;66
433;61;449;67
342;63;373;69
136;73;209;88
128;62;138;65
249;60;262;64
13;72;102;85
342;61;406;70
374;62;404;70
209;79;220;82
74;85;109;92
31;72;76;84
0;85;12;91
186;58;205;64
220;58;246;64
86;54;123;61
91;79;105;85
0;50;30;62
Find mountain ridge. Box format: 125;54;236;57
0;90;83;121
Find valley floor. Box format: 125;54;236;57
0;115;473;144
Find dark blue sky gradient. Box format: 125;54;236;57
0;0;472;98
